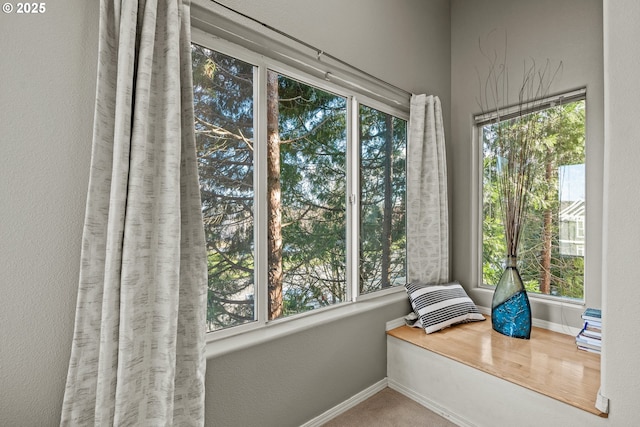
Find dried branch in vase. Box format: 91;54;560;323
476;38;562;258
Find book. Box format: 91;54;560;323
581;327;602;340
576;332;601;348
582;308;602;323
576;308;603;354
585;320;602;330
576;339;601;354
576;322;602;354
585;321;601;330
577;345;601;354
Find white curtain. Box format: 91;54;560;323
407;94;449;284
61;0;207;425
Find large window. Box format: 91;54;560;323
192;42;407;333
479;94;586;300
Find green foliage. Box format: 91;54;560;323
276;74;348;313
193;45;407;330
482;100;586;299
193;45;256;331
359;105;407;293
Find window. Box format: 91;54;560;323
359;106;407;294
266;71;348;320
192;41;408;333
193;45;256;331
479;93;586;300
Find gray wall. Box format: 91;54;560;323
602;0;640;422
206;303;406;427
450;0;604;326
0;2;99;425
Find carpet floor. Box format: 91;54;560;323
321;387;457;427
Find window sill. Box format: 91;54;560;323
205;287;408;359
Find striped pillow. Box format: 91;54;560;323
405;281;485;334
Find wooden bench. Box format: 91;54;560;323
387;316;607;426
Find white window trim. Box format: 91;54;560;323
191;6;410;347
577;217;586;239
469;88;602;329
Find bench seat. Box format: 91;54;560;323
386;315;607;426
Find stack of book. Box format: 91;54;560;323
576;308;602;354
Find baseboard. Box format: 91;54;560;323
300;378;388;427
385;316;407;331
387;379;477;427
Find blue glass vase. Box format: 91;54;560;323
491;256;532;339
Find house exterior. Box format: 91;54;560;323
560;199;586;256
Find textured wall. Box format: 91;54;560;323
0;2;99;425
601;0;640;422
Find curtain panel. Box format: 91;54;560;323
407;94;449;284
61;0;207;425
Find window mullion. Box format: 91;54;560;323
255;62;269;326
347;97;360;302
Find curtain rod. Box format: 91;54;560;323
474;87;586;125
208;0;413;99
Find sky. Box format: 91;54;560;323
559;163;585;202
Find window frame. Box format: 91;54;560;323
470;87;603;331
576;217;585;240
191;27;410;343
